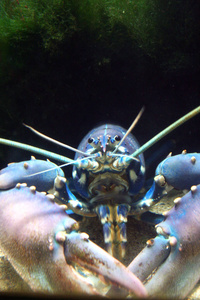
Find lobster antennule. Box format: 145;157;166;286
112;106;145;154
24;123;90;157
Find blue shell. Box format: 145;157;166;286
73;124;145;200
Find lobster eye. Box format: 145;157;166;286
114;135;121;141
88;137;94;144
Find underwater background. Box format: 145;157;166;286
0;0;200;177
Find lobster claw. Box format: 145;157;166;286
64;231;147;297
0;159;65;191
127;185;200;299
0;184;146;297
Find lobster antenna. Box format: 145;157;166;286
0;138;74;163
112;106;145;154
23;124;90;157
131;106;200;158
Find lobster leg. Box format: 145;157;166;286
0;184;147;297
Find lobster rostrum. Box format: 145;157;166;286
0;106;200;298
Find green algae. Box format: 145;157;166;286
0;0;199;81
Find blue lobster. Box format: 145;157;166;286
0;106;200;298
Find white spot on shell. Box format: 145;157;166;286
55;175;66;189
69;199;79;208
30;186;36;193
54;191;59;198
140;165;145;174
143;199;153;207
16;183;21;189
16;183;27;188
191;185;197;193
174;197;181;205
23;162;29;169
156;226;164;235
59;204;68;211
56;231;66;243
169;236;177;247
72;170;77;179
146;239;154;247
162;210;169;217
129;170;138;183
80;233;89;241
46;194;55;201
191;156;196;164
179;243;183;251
154;175;166;187
78;173;86;185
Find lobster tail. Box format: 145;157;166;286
96;204;129;260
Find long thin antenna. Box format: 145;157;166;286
131;106;200;158
0;138;74;163
113;106;145;153
23;124;89;156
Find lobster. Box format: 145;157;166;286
0;106;200;298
